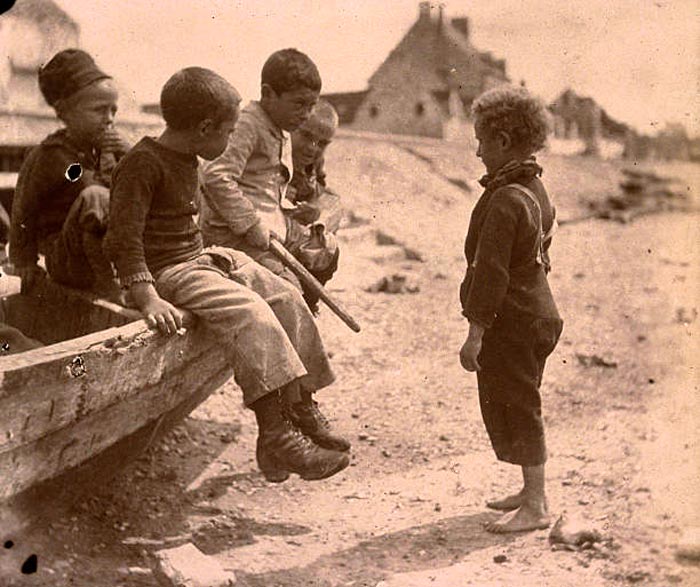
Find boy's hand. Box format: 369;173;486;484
101;128;132;157
129;282;183;335
460;322;485;372
16;264;46;293
244;222;271;250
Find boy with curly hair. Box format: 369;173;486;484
459;86;563;533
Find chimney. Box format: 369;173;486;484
451;17;469;40
438;4;444;32
418;2;432;21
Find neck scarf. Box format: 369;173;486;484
478;157;543;191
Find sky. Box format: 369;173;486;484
51;0;699;135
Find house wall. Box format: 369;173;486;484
0;9;79;111
350;4;507;138
352;83;445;138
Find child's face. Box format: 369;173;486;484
195;108;239;161
262;86;319;132
474;120;512;175
291;117;335;168
58;79;119;147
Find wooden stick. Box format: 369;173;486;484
268;238;361;333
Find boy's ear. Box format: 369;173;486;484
498;131;512;150
261;83;276;100
197;118;214;136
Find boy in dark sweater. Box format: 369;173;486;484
104;67;349;483
10;49;131;301
459;86;563;533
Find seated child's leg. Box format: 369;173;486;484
218;248;334;393
217;246;349;451
202;225;302;290
45;185;118;296
155;253;307;405
154;252;349;480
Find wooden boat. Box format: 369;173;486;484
0;278;233;516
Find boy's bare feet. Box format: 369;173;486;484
485;500;551;533
487;491;524;511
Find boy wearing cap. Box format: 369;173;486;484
10;49;131;301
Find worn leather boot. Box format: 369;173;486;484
252;389;350;483
287;390;351;452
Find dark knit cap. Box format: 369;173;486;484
38;49;111;106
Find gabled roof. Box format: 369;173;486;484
367;4;508;101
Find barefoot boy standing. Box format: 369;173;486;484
459;86;563;533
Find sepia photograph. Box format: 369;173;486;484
0;1;698;585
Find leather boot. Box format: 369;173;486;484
287;390;351;452
252;389;350;483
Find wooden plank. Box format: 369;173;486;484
5;379;220;523
0;348;232;500
0;322;220;453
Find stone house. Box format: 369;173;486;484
324;3;509;140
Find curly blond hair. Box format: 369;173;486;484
471;86;551;153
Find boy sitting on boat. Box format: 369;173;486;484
9;49;131;303
104;67;350;483
198;49;339;308
283;99;343;311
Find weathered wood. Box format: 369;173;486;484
0;281;232;505
0;322;217;453
0;346;231;499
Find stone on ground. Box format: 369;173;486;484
153;542;236;587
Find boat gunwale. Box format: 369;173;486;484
0;291;195;373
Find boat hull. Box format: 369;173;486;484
0;281;234;513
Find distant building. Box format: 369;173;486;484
324;3;509;140
549;88;628;157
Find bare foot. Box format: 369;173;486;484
487;491;524;511
485;502;551;533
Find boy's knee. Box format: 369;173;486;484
79;184;110;207
75;185;110;232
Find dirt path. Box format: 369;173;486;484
1;151;698;587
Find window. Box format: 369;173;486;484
415;102;425;116
369;105;379;118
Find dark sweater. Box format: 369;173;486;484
10;129;102;267
104;137;202;285
460;176;560;328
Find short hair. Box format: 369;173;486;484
309;99;339;130
261;49;322;94
471;86;551;153
160;67;241;131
